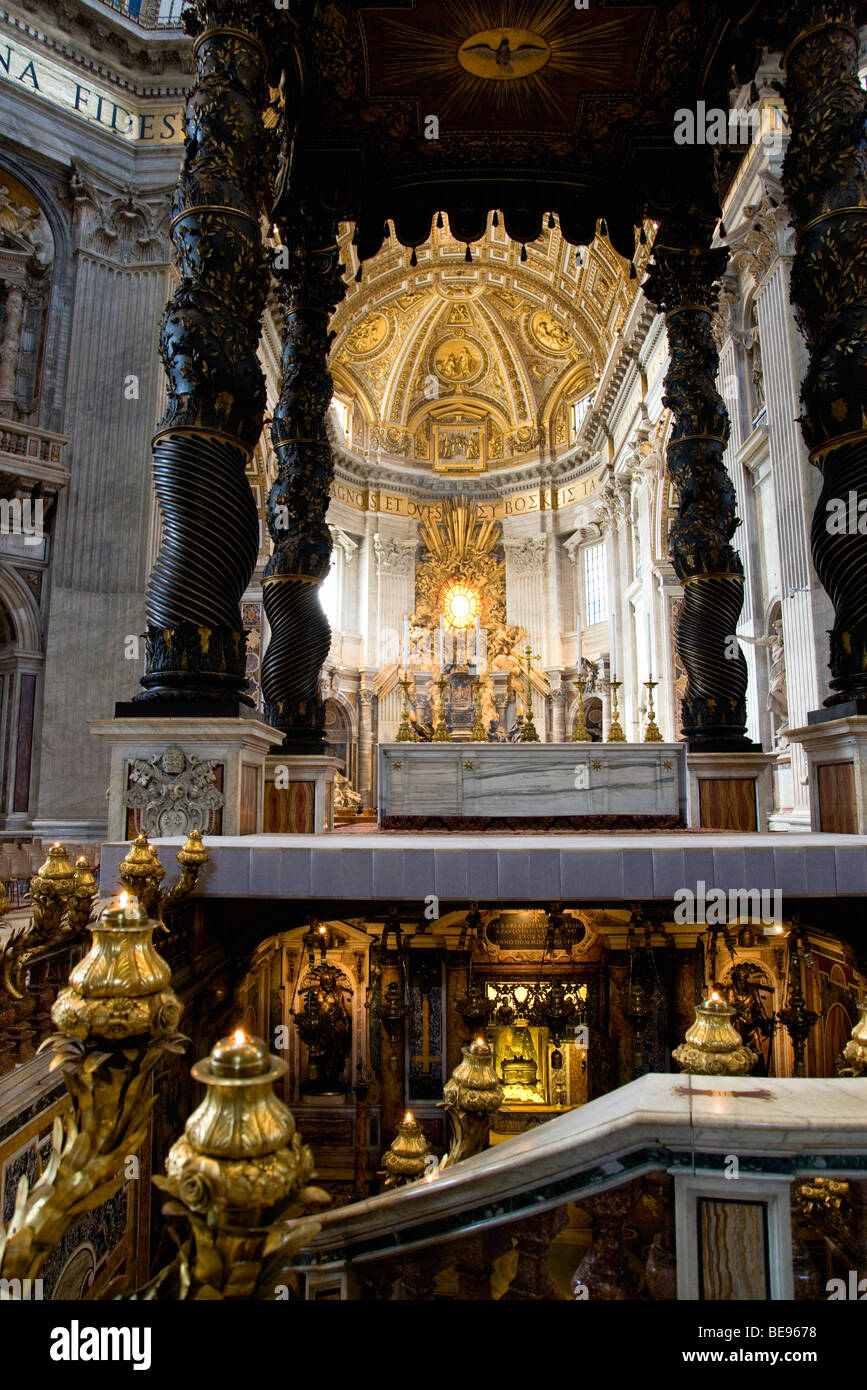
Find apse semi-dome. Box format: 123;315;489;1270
329;215;634;476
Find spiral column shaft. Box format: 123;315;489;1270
643;235;754;749
137;0;279;706
262;200;347;751
780;4;867;706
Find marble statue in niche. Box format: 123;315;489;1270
739;619;787;745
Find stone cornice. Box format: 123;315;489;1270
1;2;193;95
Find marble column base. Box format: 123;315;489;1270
686;752;775;832
89;717;281;840
264;754;342;834
787;716;867;834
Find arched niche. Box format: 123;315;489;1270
0;564;43;826
0;171;55;420
234;920;373;1105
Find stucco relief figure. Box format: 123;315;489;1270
739;620;787;744
125;745;224;837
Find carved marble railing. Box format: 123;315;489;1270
84;0;189;28
0;418;69;495
291;1075;867;1300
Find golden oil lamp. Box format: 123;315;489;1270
382;1110;431;1187
118;833;166;900
440;1035;504;1168
445;1035;504;1113
117;830;208;922
51;891;182;1042
672;990;757;1076
163;1028;317;1218
33;843;77;897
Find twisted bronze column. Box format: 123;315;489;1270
779;3;867;708
136;0;279;707
262;203;346;750
643;235;754;749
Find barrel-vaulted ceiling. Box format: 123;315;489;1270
276;0;766;261
328;214;644;473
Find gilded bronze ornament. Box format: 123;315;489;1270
644;676;663;742
117;831;209;925
0;845;98;1030
572;675;591;741
396;674;417;742
672;992;757;1076
153;1029;328;1299
432;673;452;741
439;1037;503;1169
519;644;541;741
0;891;185;1286
607;676;626;742
381;1111;431;1188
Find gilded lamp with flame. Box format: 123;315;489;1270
672;991;758;1076
51;891;182;1042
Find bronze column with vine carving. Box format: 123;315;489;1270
134;0;279;709
778;3;867;709
643;230;756;749
262;203;346;751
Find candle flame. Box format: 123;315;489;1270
710;991;720;1002
475;1036;486;1048
118;890;129;909
319;926;326;935
404;1111;413;1124
233;1029;246;1045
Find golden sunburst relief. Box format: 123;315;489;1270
366;0;643;126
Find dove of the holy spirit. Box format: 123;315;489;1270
458;29;552;80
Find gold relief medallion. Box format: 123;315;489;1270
445;302;473;326
434;338;485;384
345;312;391;356
458;29;551;80
530;310;574;354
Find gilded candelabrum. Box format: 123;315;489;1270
117;830;209;926
396;673;416;743
154;1030;328;1299
672;992;758;1076
382;1111;431;1188
572;676;591;741
644;676;663;742
0;889;184;1286
1;844;98;1003
440;1037;504;1169
840;999;867;1076
471;677;487;742
433;673;451;741
520;644;541;742
607;677;626;742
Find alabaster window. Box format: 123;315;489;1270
571;394;593;439
583;542;608;626
319;552;341;632
331;396;352;444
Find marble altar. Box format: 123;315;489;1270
377;742;687;827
